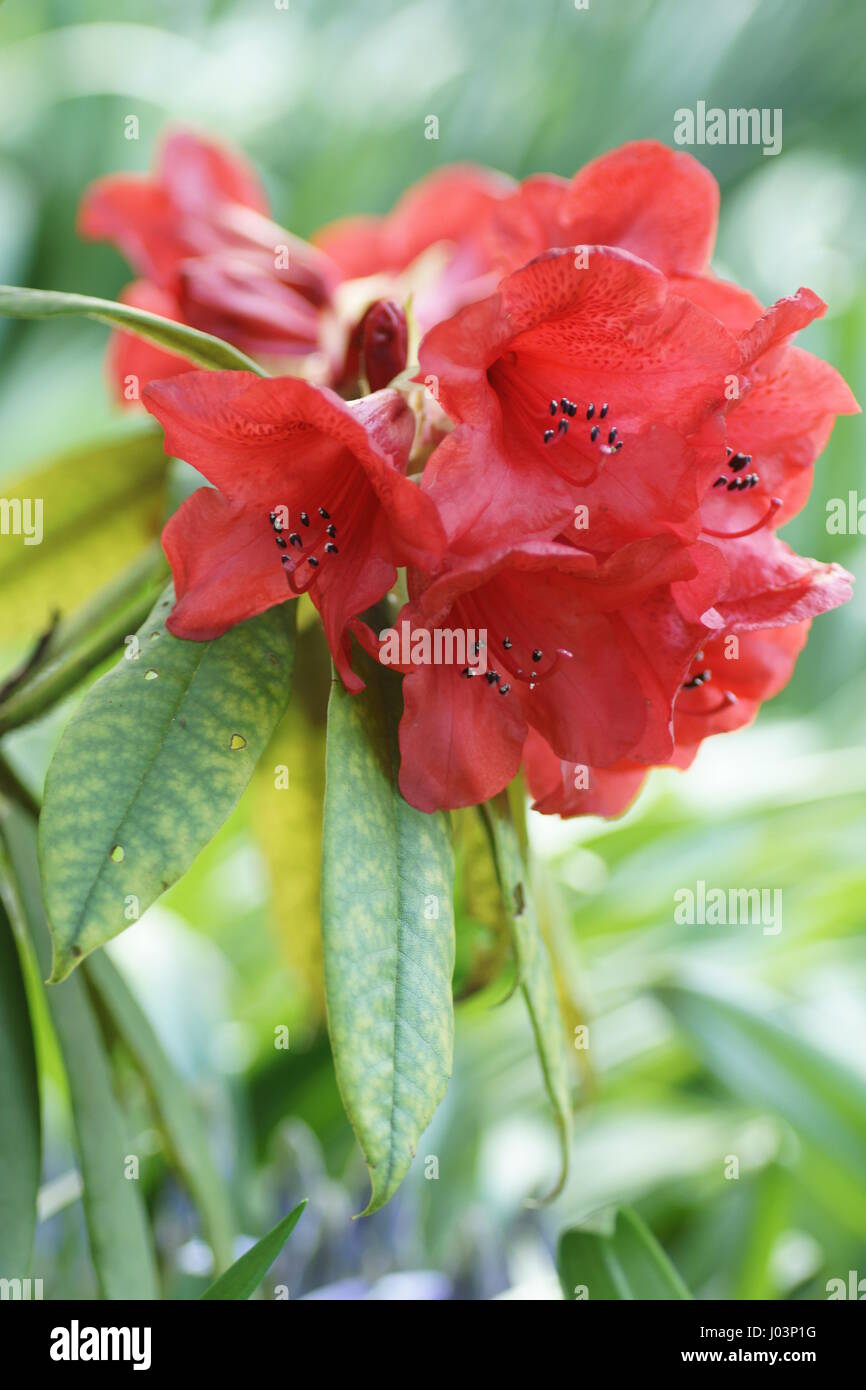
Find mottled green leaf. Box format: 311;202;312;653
201;1200;306;1300
321;653;455;1215
483;793;571;1200
85;949;235;1272
39;588;296;980
0;893;40;1276
1;806;158;1298
0;285;266;375
558;1207;692;1300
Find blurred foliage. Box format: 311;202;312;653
0;0;864;1299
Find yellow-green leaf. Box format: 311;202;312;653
0;427;167;641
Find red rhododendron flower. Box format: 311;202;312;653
357;533;728;812
417;254;859;559
142;371;444;692
102;132;856;827
417;245;739;551
79;130;340;395
438;140;858;545
524;535;853;818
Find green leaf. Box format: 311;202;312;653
0;542;170;736
201;1200;306;1300
0;286;267;376
39;588;296;981
0;426;168;642
85;949;235;1273
557;1207;692;1300
658;978;866;1197
0;807;158;1298
249;616;331;1019
483;793;572;1200
321;652;455;1215
0;894;40;1276
452;807;510;1000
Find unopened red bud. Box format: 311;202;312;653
359;299;408;392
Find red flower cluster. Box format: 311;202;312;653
80;134;859;817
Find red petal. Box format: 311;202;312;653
163;488;289;639
523;729;648;819
674;623;810;739
421;423;577;552
668;272;764;333
737;287;826;375
310;509;397;694
314;164;514;277
398;658;527;812
480;174;571;276
157;129;269;217
559;140;719;275
176;253;322;356
79;130;271;285
78;177;185;283
417;246;737;428
710;534;853;629
143;374;441;562
701;345;861;532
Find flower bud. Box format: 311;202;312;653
344;299;408;393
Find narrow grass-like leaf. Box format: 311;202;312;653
85;948;235;1272
483;792;571;1200
0;894;40;1276
558;1207;692;1300
322;652;455;1215
201;1200;306;1300
1;807;158;1298
0;286;266;375
659;978;866;1194
39;589;296;980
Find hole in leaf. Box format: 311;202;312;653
229;733;247;751
110;845;125;863
145;669;159;680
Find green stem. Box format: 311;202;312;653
0;753;40;818
0;543;169;735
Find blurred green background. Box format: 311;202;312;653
0;0;864;1299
